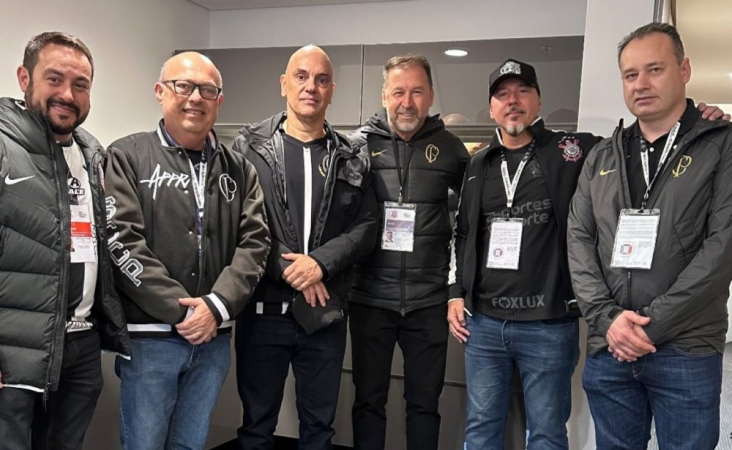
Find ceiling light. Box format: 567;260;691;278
445;48;468;57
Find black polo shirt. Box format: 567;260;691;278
625;100;699;208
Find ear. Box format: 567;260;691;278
381;89;387;108
427;86;435;108
280;74;286;97
680;57;691;84
217;92;225;108
489;98;496;120
17;65;30;93
154;82;164;103
328;82;336;105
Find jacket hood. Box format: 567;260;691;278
0;98;51;154
361;108;446;141
0;97;102;157
239;111;351;155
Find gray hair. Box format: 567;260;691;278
383;54;433;88
618;22;685;64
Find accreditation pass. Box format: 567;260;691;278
610;209;660;269
381;201;416;252
486;218;523;270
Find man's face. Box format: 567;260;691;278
17;44;92;140
280;50;335;123
382;65;434;139
619;33;690;122
155;55;224;141
489;78;541;137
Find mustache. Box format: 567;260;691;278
47;98;81;116
505;106;525;117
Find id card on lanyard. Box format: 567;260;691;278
381;132;417;252
70;204;97;263
486;141;536;270
189;151;208;261
610;122;680;269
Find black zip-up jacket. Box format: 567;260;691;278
104;123;270;337
0;98;130;392
568;108;732;356
450;119;601;319
233;113;378;313
349;110;470;315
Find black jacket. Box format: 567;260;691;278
350;110;470;314
450;119;601;318
233;113;378;316
0;98;130;392
104;123;270;337
568;108;732;356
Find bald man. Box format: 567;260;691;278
232;45;378;450
104;51;270;450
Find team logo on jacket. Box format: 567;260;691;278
559;136;583;162
500;61;522;75
318;154;331;177
219;174;237;203
672;155;692;178
425;144;440;163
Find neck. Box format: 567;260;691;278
638;100;687;143
284;114;326;142
167;129;207;151
54;132;72;144
500;129;533;149
393;127;417;142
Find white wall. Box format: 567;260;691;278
0;1;210;448
210;0;588;48
0;0;210;147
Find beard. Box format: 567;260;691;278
503;122;526;136
387;108;424;135
25;81;88;136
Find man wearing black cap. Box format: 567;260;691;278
447;59;727;449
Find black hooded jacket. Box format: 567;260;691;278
233;113;378;315
349;110;470;315
0;98;130;392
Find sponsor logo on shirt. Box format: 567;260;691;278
140;164;191;200
491;295;546;309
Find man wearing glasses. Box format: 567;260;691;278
104;51;270;450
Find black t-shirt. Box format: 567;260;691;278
474;144;570;320
283;133;330;253
625;101;698;208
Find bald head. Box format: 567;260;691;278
160;51;222;87
280;45;335;126
155;51;224;150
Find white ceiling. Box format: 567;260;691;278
677;0;732;103
188;0;400;10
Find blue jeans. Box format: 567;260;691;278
115;334;232;450
464;314;579;450
583;345;723;450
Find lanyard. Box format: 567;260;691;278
391;132;413;204
500;140;536;210
639;121;680;209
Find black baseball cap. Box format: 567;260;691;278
489;59;541;98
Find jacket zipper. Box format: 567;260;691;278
399;142;411;317
612;126;635;311
47;137;71;397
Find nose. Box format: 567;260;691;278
402;92;415;108
57;82;75;103
188;86;204;102
635;71;651;91
507;90;519;105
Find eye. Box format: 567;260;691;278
47;76;62;85
625;73;638;81
75;82;90;91
295;73;306;82
317;76;329;87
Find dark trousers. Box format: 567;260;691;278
0;330;103;450
235;313;347;450
350;303;449;450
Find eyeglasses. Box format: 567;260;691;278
162;80;222;100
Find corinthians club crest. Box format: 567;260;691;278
425;144;439;163
559;136;583;162
500;61;522;76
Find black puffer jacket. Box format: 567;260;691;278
0;98;130;392
349;110;470;315
233;113;378;314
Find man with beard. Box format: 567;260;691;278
449;58;728;449
0;32;130;449
348;54;470;450
233;45;377;450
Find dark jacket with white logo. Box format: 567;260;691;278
104;123;270;337
0;98;130;392
568;111;732;356
233;113;378;315
350;110;470;315
450;119;601;319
